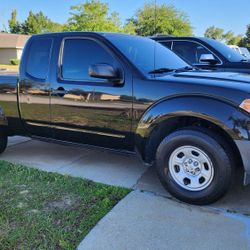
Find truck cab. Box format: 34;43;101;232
17;33;134;150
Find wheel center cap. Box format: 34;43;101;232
183;158;201;176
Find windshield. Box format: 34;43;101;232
240;47;250;59
202;38;246;62
105;34;189;75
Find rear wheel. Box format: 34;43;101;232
155;129;233;205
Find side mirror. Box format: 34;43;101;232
89;63;120;81
199;54;218;65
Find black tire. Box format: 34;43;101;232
0;133;7;154
155;128;233;205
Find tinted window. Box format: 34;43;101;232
202;38;246;62
26;39;52;80
240;47;250;59
172;41;214;65
62;39;115;81
160;41;172;49
106;35;189;74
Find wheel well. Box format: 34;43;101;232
144;116;243;169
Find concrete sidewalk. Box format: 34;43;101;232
2;136;250;249
1;136;146;188
78;191;250;250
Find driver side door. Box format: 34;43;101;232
51;37;133;150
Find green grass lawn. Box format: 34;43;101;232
0;161;130;250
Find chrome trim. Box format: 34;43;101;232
27;121;125;138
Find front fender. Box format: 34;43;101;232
135;96;247;162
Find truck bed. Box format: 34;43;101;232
0;71;23;135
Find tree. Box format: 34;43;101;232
205;26;242;45
8;10;22;33
22;11;64;34
67;0;122;32
123;20;136;35
239;25;250;49
223;31;242;45
8;10;64;34
129;2;192;36
204;26;224;40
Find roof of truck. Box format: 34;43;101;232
31;31;139;39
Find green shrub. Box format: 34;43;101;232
10;58;20;65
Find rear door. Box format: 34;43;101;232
50;36;133;150
19;37;53;138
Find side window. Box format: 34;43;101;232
62;39;115;81
26;39;52;80
172;41;215;65
160;41;172;50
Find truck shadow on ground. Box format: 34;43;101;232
136;166;250;216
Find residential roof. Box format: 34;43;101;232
0;33;30;49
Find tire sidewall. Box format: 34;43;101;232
156;130;232;204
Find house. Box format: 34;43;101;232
0;33;30;64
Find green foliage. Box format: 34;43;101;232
8;9;22;33
123;20;136;35
223;31;242;45
8;10;64;34
10;58;20;65
67;0;122;32
239;25;250;49
130;2;193;36
204;26;242;45
22;11;64;34
204;26;224;40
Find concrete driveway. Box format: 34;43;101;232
2;136;250;249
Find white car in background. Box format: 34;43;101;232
228;45;250;59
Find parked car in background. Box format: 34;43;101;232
228;45;242;54
240;47;250;59
152;36;250;73
229;45;250;60
1;32;250;205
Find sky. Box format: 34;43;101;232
0;0;249;36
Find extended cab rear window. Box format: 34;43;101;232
26;38;52;80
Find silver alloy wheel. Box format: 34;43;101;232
169;146;214;191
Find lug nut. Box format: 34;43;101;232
193;161;199;167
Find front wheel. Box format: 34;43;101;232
155;129;233;205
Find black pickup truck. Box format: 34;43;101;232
1;32;250;205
